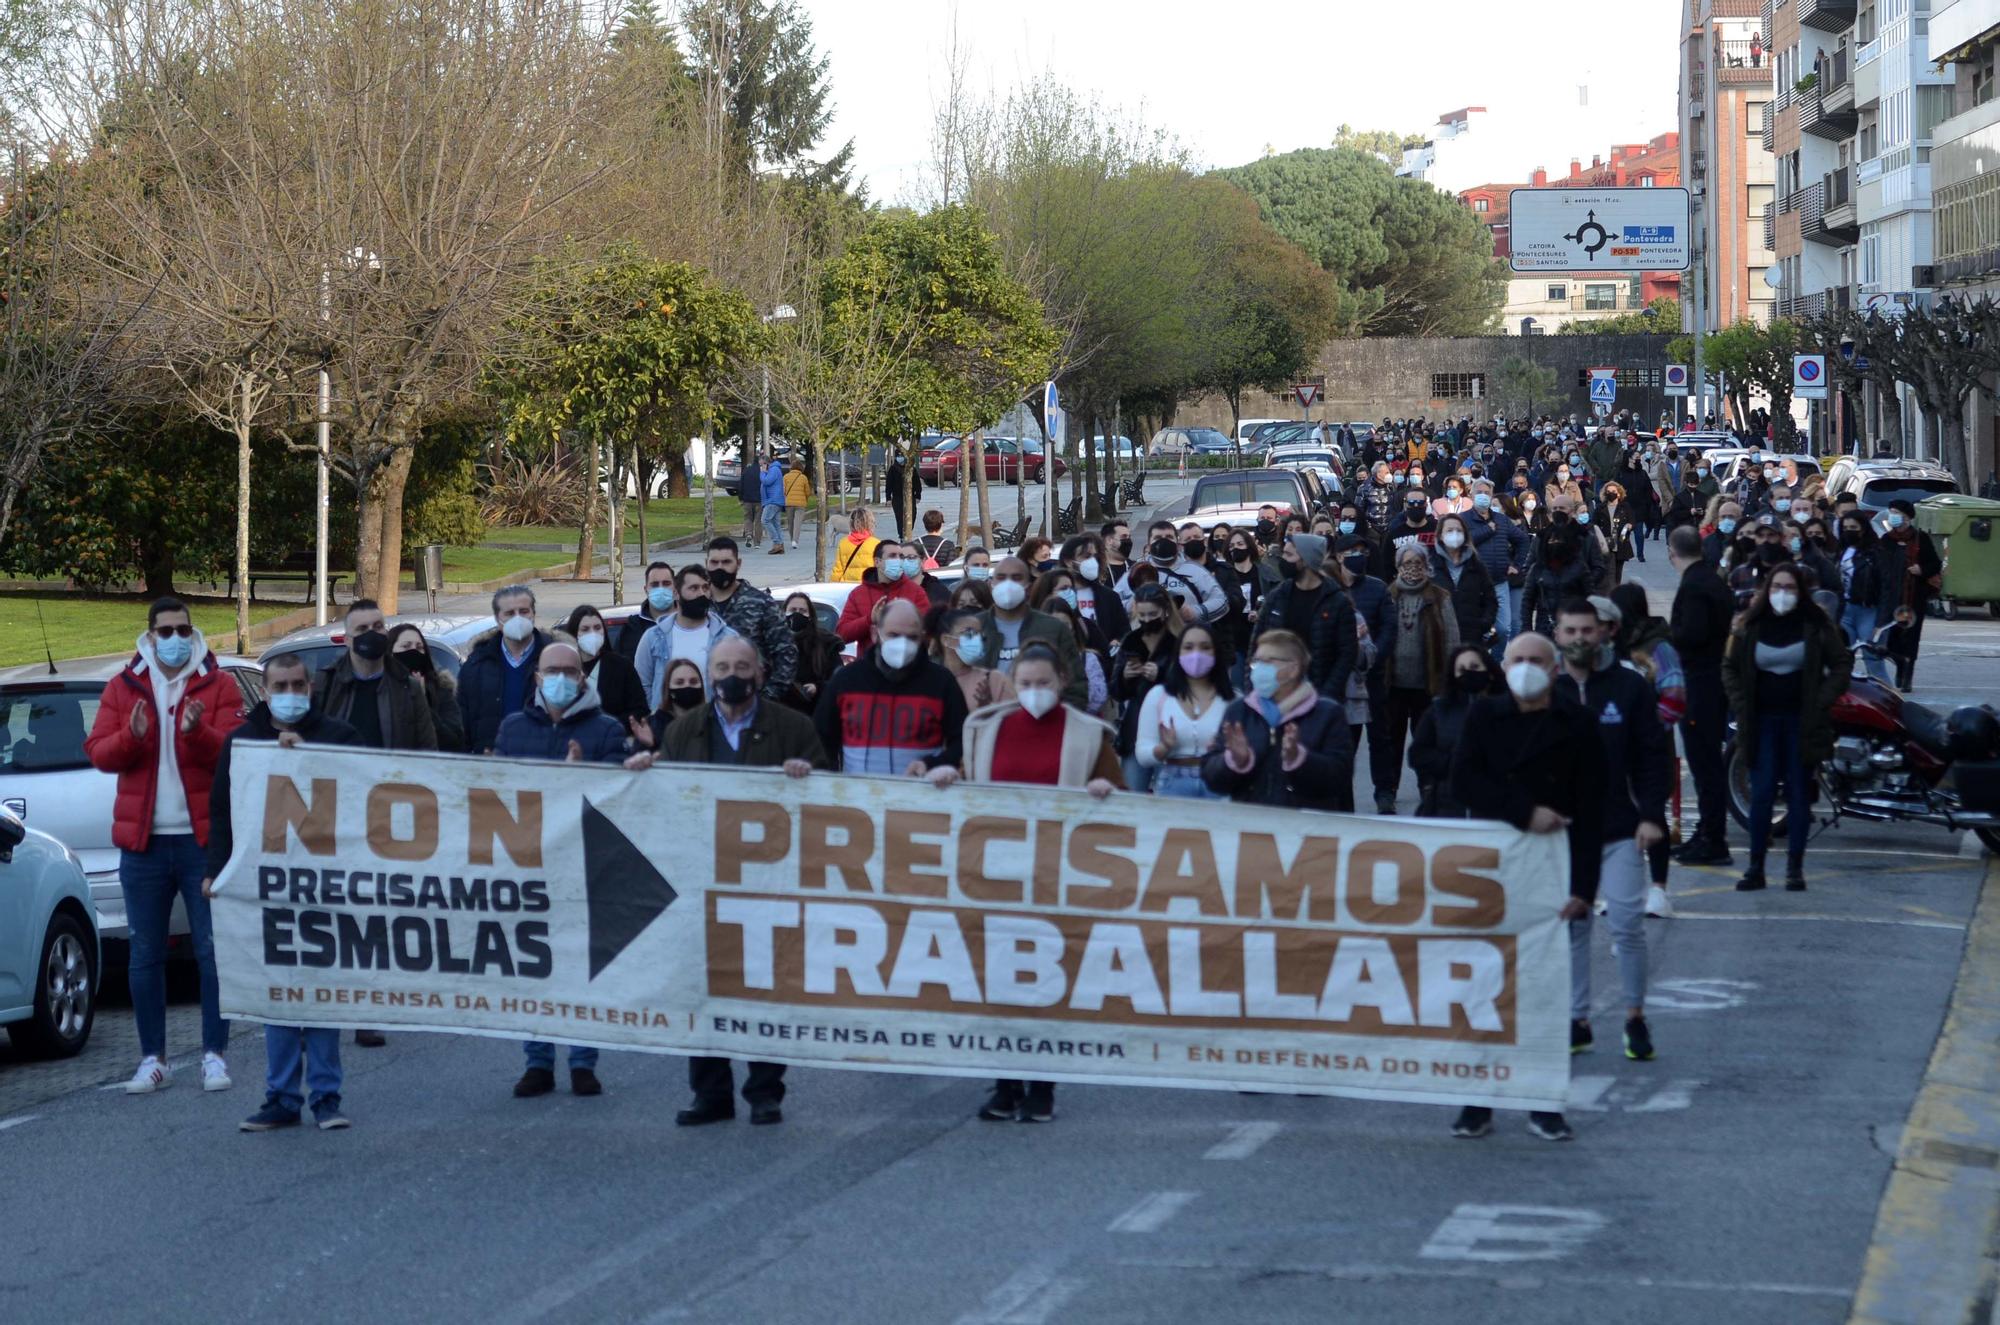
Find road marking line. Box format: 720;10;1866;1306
0;1114;39;1132
1647;976;1758;1010
1107;1191;1196;1234
1419;1204;1605;1262
1568;1076;1616;1113
1625;1079;1703;1113
1203;1121;1281;1160
1119;1254;1849;1298
954;1266;1086;1325
1671;911;1964;931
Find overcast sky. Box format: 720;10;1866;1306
806;0;1681;204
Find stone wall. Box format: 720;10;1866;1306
1175;333;1679;430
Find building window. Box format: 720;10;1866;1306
1585;283;1619;310
1430;373;1487;399
1472;197;1490;211
1638;174;1655;187
1546;283;1569;301
1747;100;1769;134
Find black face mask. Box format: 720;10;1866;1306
1255;519;1278;541
351;630;388;662
394;648;430;675
706;567;737;592
1342;554;1370;578
1456;668;1492;694
1181;542;1205;563
1840;529;1861;547
1277;558;1301;580
1116;537;1133;558
1231;548;1253;565
666;685;705;712
788;612;813;631
1150;537;1179;562
713;674;755;705
679;595;711;620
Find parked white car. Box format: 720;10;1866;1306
0;655;266;954
0;807;99;1058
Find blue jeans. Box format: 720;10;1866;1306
1748;712;1812;870
1121;756;1157;795
265;1025;342;1113
1841;601;1888;681
762;504;786;546
1506;584;1525;644
120;834;228;1059
523;1041;598;1071
1152;763;1221;799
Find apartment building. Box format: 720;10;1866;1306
1679;0;1779;337
1931;0;2000;477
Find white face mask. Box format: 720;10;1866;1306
577;628;604;658
1441;531;1465;550
1079;557;1101;581
1768;590;1798;616
500;614;534;643
1506;660;1552;701
878;635;919;669
991;580;1027;610
1017;685;1059;719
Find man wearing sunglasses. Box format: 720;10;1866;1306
84;597;247;1097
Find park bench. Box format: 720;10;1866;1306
226;552;347;605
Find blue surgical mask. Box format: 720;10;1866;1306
1576;510;1591;526
1250;661;1282;699
1774;498;1791;513
967;565;992;580
1472;492;1492;511
1718;517;1738;535
1057;588;1080;609
901;558;923;580
154;633;193;669
1338;519;1356;536
540;673;580;710
268;692;311;725
1886;512;1906;529
880;559;905;582
647;586;673;613
954;634;986;665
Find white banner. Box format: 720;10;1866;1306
212;746;1573;1109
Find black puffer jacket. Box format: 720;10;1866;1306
1408;690;1477;816
1200;692;1354;811
1428;548;1497;644
1252;578;1357;701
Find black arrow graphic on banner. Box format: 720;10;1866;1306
581;797;677;980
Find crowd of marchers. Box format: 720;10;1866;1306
82;410;1929;1142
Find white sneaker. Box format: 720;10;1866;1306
125;1056;171;1094
1646;884;1675;918
202;1053;232;1092
1593;898;1609;916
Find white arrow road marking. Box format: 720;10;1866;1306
1420;1204;1607;1262
1648;977;1758;1010
1108;1191;1196;1234
0;1114;39;1133
1204;1122;1282;1160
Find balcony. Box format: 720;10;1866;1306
1715;37;1774;87
1798;0;1856;33
1821;44;1854;112
1782;290;1829;318
1823;164;1858;232
1765;86;1792;153
1763;207;1776;251
1799;84;1858;140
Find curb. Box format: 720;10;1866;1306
1850;851;2000;1325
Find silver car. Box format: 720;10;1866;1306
0;808;99;1058
0;655;267;952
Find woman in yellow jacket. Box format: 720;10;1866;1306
831;506;881;583
782;459;812;550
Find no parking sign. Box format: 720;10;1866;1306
1792;354;1828;401
1664;364;1689;397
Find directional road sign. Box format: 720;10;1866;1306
1508;188;1692;272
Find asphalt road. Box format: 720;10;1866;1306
3;547;1996;1324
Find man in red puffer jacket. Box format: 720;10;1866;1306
85;597;246;1097
833;540;930;645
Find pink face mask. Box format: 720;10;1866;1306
1179;650;1216;678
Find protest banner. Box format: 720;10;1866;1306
212;745;1572;1109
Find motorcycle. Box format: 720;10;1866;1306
1727;644;2000;853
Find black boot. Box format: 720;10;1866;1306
1735;864;1767;891
1784;855;1807;891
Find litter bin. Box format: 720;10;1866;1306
413;544;445;611
1915;495;2000;619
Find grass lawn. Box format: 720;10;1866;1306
397;546;568;587
0;594;293;667
482;496;719;548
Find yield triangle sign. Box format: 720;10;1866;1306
1294;383;1319;408
581;797;677;979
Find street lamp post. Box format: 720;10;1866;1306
316;267;330;627
760;302;797;523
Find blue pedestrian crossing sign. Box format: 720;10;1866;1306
1588;374;1617;405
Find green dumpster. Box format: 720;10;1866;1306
1916;494;2000;619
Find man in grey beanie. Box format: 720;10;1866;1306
1252;531;1357;706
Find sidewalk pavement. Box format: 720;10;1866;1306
433;475;1203;622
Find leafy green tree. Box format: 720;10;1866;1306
488;243;764;578
1332;124;1429;167
682;0;852;186
1214;147;1504;337
1668;319;1804;446
1494;356;1560;420
1559;296;1681;336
